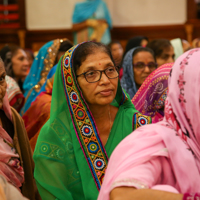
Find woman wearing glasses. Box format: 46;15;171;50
33;41;151;200
121;47;157;99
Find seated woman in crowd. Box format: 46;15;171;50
21;39;73;115
0;58;40;200
98;48;200;200
22;40;73;151
0;45;29;92
132;63;173;123
33;41;151;200
108;40;124;79
147;39;175;67
0;45;28;111
121;47;157;99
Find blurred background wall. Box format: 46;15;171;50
26;0;186;29
1;0;199;51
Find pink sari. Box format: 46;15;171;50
5;76;24;112
98;49;200;200
0;94;24;188
132;63;173;123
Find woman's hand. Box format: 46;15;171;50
110;187;183;200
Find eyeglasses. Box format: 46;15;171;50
133;62;157;71
76;66;119;83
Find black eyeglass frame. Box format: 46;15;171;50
76;66;119;83
132;62;158;71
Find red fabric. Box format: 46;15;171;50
119;68;123;80
9;94;25;112
22;91;52;151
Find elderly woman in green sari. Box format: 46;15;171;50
33;42;151;200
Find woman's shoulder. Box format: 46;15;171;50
114;102;152;131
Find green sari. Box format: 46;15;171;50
33;43;151;200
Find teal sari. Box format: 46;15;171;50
33;43;151;200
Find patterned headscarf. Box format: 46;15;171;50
132;63;173;123
21;39;69;115
164;49;200;161
120;48;138;99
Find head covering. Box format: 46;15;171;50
31;64;57;103
170;38;183;60
132;63;173;123
72;0;112;28
5;76;24;112
98;49;200;200
0;93;24;188
33;42;151;200
21;39;67;115
120;48;138;99
124;36;148;56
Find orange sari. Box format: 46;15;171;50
22;91;51;151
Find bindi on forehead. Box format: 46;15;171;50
99;63;101;65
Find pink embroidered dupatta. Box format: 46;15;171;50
98;49;200;200
132;63;173;123
0;94;24;188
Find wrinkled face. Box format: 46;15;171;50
110;43;124;66
0;62;7;109
11;49;29;79
76;50;118;107
133;51;156;86
156;45;175;67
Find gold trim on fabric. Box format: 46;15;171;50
33;38;67;92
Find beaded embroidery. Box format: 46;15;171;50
34;39;68;93
61;45;106;190
133;112;151;130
